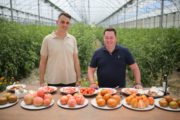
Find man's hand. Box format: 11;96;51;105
90;83;98;89
75;81;81;86
40;81;46;86
134;84;143;89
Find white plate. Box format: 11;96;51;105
15;89;28;98
137;89;149;95
154;98;180;112
98;88;117;94
38;86;57;93
91;98;122;110
6;84;26;91
57;99;88;109
145;89;164;98
0;100;19;109
20;100;54;110
146;92;164;98
121;88;138;95
60;87;78;94
82;90;98;97
122;99;154;111
79;88;98;97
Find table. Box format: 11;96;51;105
0;85;179;120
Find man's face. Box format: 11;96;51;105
103;31;116;49
57;15;70;31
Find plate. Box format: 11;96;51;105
0;100;19;109
121;88;138;95
98;88;117;94
146;92;164;98
137;89;149;95
82;90;98;97
122;99;154;111
38;86;57;93
79;87;98;97
145;87;165;98
57;99;88;109
60;87;78;94
154;98;180;112
20;100;54;110
91;98;122;110
15;89;28;98
6;84;26;92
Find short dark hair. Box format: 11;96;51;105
58;12;71;19
103;28;116;36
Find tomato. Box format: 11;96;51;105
112;95;121;104
97;98;106;107
80;87;95;95
107;98;118;108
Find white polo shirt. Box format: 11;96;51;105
40;32;78;84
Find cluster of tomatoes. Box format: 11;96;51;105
60;94;85;107
62;87;77;94
96;89;121;108
125;94;154;109
39;86;56;93
80;88;95;95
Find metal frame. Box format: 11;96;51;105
0;0;179;28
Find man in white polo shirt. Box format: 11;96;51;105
39;12;81;87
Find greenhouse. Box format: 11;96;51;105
0;0;180;27
0;0;180;119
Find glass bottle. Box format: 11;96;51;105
162;74;168;95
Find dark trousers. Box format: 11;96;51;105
48;83;76;87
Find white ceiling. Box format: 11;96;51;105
50;0;129;24
49;0;180;24
0;0;179;25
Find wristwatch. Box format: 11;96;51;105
134;82;142;86
90;83;96;85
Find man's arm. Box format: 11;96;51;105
129;63;142;89
39;55;47;86
73;53;81;85
88;67;98;88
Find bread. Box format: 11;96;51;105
0;96;8;105
8;95;17;103
2;92;12;99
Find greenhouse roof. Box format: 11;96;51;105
0;0;179;25
49;0;129;24
49;0;180;24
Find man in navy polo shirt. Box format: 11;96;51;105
88;28;142;89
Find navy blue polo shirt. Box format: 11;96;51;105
90;45;135;88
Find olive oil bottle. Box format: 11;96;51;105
162;74;168;96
